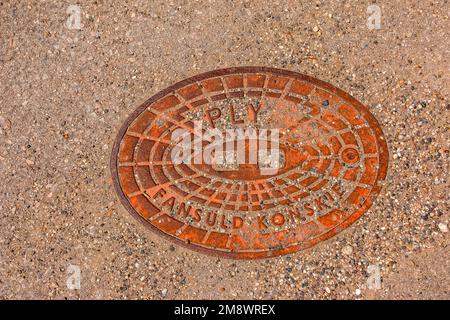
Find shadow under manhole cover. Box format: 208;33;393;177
111;67;389;259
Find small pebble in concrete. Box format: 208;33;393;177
342;245;353;255
438;223;448;233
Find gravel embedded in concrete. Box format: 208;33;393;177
0;0;448;299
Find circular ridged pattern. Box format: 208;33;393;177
111;67;389;259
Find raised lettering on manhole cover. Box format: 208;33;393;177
111;67;388;259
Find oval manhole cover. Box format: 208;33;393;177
111;67;389;259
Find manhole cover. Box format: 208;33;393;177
111;67;388;259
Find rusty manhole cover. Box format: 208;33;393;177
111;67;388;259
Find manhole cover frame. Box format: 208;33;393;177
110;66;389;259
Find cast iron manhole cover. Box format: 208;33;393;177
111;67;388;259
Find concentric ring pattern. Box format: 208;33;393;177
111;67;389;259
